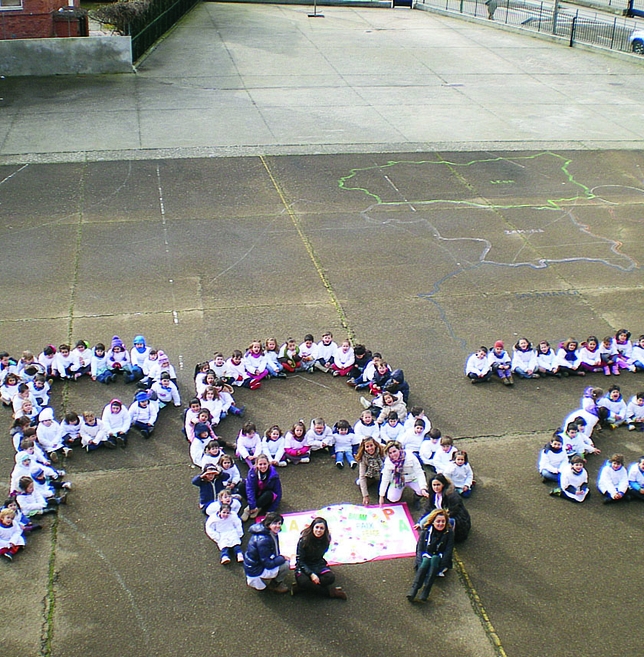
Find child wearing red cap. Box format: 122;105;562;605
488;340;513;385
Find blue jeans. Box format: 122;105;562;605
335;448;355;466
221;545;242;560
266;362;283;376
540;469;559;482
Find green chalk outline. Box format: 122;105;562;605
337;152;594;211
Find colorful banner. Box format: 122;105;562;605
276;503;419;567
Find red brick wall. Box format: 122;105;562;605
0;0;76;39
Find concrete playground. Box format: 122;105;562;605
0;5;643;657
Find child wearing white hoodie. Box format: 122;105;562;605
597;454;629;503
205;504;244;564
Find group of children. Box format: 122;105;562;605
192;333;410;403
538;383;644;504
1;335;182;562
186;335;478;568
467;330;644;385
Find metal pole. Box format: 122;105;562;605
552;0;559;35
309;0;324;17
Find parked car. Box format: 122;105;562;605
629;29;644;53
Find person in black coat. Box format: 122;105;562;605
407;509;454;603
420;473;471;542
292;517;346;599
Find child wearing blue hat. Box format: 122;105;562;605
128;391;158;439
129;335;150;382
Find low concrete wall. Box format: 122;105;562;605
0;36;133;76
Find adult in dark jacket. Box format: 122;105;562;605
292;517;346;599
245;454;282;518
243;512;289;593
407;509;454;603
420;473;471;542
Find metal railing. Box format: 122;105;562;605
129;0;200;61
416;0;642;53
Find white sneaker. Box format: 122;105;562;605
241;506;250;522
278;461;287;467
438;568;448;577
62;447;73;458
360;397;371;409
62;482;72;490
237;552;244;563
300;457;310;464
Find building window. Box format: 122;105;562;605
0;0;23;8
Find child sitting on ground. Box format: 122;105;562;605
379;411;405;444
151;371;181;409
0;508;26;561
60;412;82;447
236;422;262;468
315;332;338;373
80;411;111;451
536;340;561;377
128;391;158;439
205;504;244;565
261;425;287;468
597;453;628;503
627;456;644;500
91;343;113;384
305;418;332;452
16;476;58;517
598;385;627;429
328;420;356;469
627;392;644;431
419;428;442;471
559;421;600;459
549;455;589;503
429;436;457;475
488;341;513;385
37;408;72;459
511;338;539;379
278;338;303;373
444;450;475;497
353;409;381;445
283;421;310;464
538;434;567;483
465;347;492;384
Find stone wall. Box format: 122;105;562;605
0;35;133;75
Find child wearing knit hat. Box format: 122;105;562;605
107;336;136;383
488;340;513;386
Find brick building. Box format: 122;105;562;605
0;0;88;39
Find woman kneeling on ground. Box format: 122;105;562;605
292;517;346;600
243;512;289;593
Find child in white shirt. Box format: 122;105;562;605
465;347;492;383
261;425;286;467
205;504;244;564
328;420;356;469
444;450;474;497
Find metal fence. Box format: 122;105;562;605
416;0;642;54
129;0;200;61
